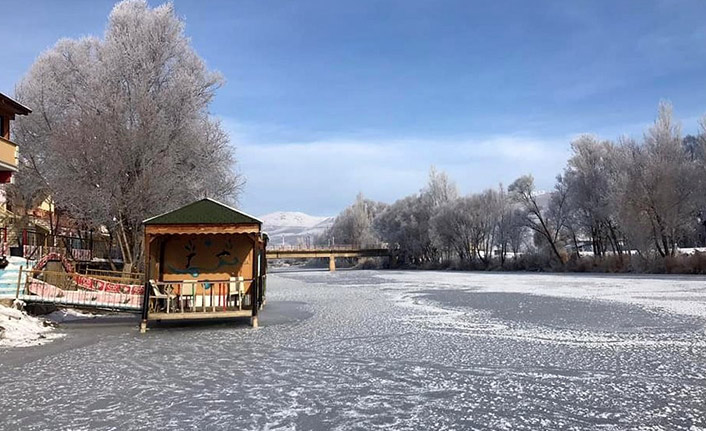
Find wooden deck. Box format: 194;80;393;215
149;310;252;321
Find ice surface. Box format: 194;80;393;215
0;270;704;430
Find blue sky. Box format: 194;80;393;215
3;0;706;216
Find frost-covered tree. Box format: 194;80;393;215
415;166;459;262
375;195;430;265
509;175;566;262
422;166;458;208
376;167;458;265
560;136;624;257
614;102;699;257
12;0;242;268
682;126;706;246
327;102;706;272
323;193;386;247
505;207;528;258
427;183;526;267
474;189;503;265
494;186;526;265
430;196;476;262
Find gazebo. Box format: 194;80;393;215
140;198;267;332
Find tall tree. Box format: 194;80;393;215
12;0;242;268
509;175;566;262
615;102;698;257
375;195;430;265
561;135;624;257
324;193;386;247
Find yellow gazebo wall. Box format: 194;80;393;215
160;234;254;284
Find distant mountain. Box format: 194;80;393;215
260;211;329;228
260;211;334;246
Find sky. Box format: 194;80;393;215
3;0;706;216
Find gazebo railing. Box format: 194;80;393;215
149;278;254;314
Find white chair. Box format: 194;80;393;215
229;276;245;310
181;280;196;312
150;279;175;313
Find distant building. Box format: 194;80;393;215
0;92;31;183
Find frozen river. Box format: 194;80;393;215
1;270;706;430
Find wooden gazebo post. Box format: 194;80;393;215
140;232;151;333
250;235;259;328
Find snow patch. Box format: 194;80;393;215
0;303;60;348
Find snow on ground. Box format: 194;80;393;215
0;303;60;348
0;305;99;348
374;271;706;319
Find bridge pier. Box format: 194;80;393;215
329;255;336;272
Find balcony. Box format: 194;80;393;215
0;136;18;178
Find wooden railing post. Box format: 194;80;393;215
15;266;23;300
140;279;150;333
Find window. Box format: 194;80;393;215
0;116;4;138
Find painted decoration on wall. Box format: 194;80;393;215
163;234;249;280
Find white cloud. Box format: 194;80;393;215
223;120;571;215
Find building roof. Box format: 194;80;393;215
143;198;262;226
0;93;31;115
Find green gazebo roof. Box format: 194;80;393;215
143;198;262;225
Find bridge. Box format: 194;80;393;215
266;245;389;271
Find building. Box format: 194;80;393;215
0;93;121;265
141;198;268;331
0;92;31;183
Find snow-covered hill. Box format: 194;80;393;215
260;211;329;229
260;211;334;245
